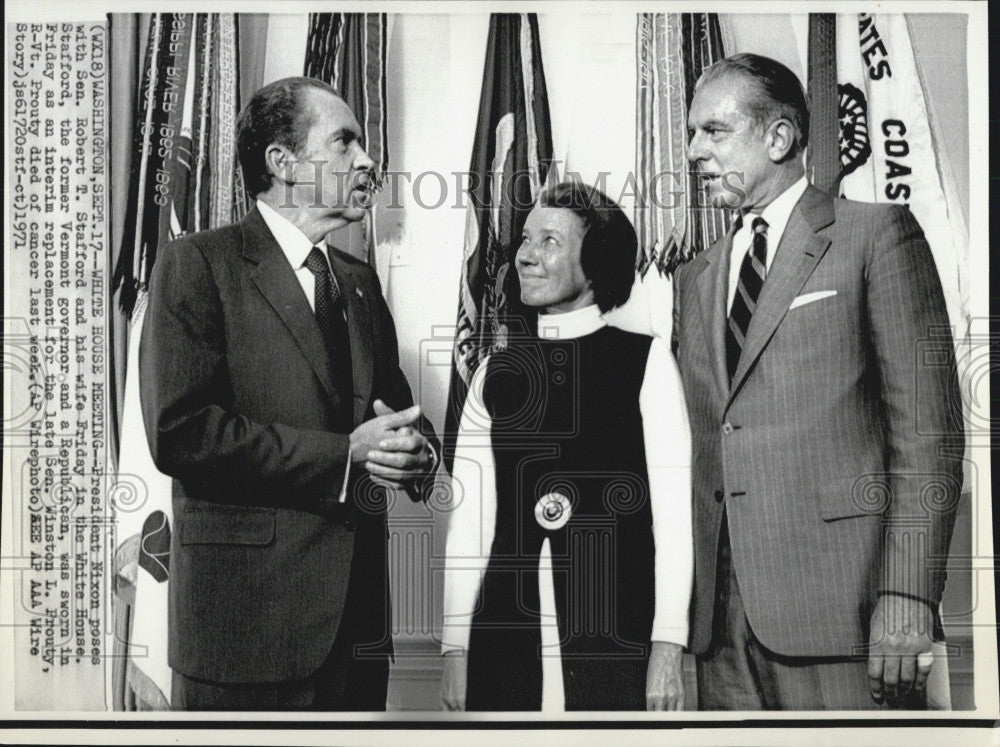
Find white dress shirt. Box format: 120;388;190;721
442;304;694;710
257;199;342;311
257;199;351;499
727;175;809;313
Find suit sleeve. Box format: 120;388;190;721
366;266;442;501
140;238;351;511
865;205;964;607
368;267;417;414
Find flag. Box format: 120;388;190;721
443;13;555;472
304;12;388;266
632;13;727;342
635;13;728;279
113;13;248;317
835;12;969;344
831;12;968;710
110;12;244;710
806;13;840;194
113;298;174;710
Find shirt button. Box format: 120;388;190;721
714;490;724;503
722;422;734;435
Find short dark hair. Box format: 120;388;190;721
699;53;810;154
236;77;339;198
537;181;637;312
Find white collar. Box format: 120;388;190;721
257;199;325;270
749;175;809;244
537;304;606;340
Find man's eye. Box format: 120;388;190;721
334;134;357;150
543;236;557;245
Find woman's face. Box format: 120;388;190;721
515;206;594;314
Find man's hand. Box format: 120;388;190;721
349;400;422;465
646;640;686;711
441;650;467;711
360;399;433;488
867;594;935;705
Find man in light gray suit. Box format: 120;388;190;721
674;54;963;710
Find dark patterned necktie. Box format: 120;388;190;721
726;216;768;381
305;246;353;423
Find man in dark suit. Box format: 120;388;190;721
673;54;963;710
140;77;438;710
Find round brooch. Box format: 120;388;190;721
534;492;572;531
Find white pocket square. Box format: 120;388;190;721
790;290;837;310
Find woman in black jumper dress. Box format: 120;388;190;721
441;183;693;711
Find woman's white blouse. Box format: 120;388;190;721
441;304;694;664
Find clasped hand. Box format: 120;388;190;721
350;399;432;488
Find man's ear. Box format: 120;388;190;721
264;142;296;185
766;118;797;163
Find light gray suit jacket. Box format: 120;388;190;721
674;185;963;657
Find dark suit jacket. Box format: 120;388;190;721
140;207;436;683
673;185;963;658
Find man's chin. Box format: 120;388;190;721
343;205;370;221
329;203;370;225
696;175;746;211
318;207;368;234
703;186;745;211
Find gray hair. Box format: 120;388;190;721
698;53;810;155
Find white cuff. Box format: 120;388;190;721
337;447;352;503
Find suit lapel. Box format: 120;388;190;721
696;223;736;403
726;185;834;407
329;251;374;427
241;208;342;411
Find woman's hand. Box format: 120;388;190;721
441;650;468;711
646;640;686;710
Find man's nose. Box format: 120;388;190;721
354;144;376;172
686;130;704;163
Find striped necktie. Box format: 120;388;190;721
305;246;353;424
726;216;768;381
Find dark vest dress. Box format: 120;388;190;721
465;326;655;711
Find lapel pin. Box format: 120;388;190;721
535;492;572;531
355;288;364;298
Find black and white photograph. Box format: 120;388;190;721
1;1;994;744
